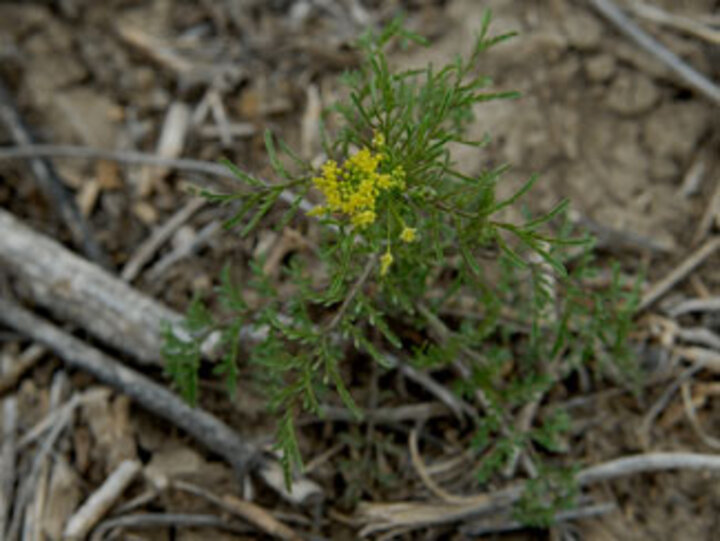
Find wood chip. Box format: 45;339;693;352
76;178;101;218
63;459;142;540
139;100;191;196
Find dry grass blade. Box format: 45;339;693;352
408;429;471;505
681;382;720;450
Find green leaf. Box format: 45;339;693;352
218;264;247;312
241;191;279;237
264;129;291;179
220;158;266;188
486;174;538;215
275;409;303;489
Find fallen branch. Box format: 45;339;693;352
0;208;181;366
0;298;259;477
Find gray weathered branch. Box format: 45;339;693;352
0;298;260;478
0;208;180;366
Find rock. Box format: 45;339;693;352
585;53;616;83
42;457;83;539
82;393;137;474
563;11;603;50
649;156;680;182
53;88;119;147
606;70;660;115
643;102;708;161
145;442;231;486
146;445;205;480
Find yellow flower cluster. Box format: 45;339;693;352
308;139;405;229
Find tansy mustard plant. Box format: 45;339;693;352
307;134;406;231
164;11;639;522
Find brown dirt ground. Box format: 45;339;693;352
1;0;719;539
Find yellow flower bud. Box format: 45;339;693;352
306;206;327;217
372;131;386;149
380;250;393;276
400;227;417;243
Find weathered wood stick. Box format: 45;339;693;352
0;298;259;479
0;396;17;537
0;208;180;366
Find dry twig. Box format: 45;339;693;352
63;459;142;539
145;219;222;279
0;345;46;397
172;480;301;540
6;396;73;540
0;80;110;266
91;513;252;539
588;0;720;105
461;501;617;536
639;237;720;311
121;197;206;282
17;388;109;451
0;144;312;210
357;452;720;535
681;382;720;450
384;354;474;421
629;1;720;45
669;296;720;317
409;429;470;505
638;362;701;447
314;402;450;424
